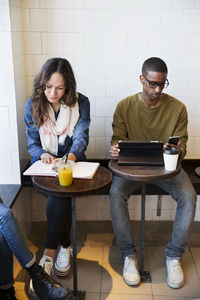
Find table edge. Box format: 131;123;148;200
108;160;181;182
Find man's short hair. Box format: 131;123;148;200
142;57;168;75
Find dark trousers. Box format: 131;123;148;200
45;196;72;249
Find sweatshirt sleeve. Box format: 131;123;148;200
111;101;128;146
172;103;188;161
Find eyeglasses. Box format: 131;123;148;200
142;74;169;89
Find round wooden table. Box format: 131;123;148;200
32;166;112;300
109;160;181;283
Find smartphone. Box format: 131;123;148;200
168;136;180;145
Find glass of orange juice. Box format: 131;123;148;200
57;161;74;186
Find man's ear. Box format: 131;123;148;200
139;75;144;84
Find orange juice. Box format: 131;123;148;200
58;166;73;186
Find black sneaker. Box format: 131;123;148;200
0;287;17;300
30;265;73;300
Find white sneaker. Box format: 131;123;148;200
29;255;53;296
123;256;141;286
54;246;72;277
166;259;184;289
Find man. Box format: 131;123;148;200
109;57;196;289
0;199;73;300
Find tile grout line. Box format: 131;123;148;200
99;246;105;300
146;246;154;298
188;246;200;281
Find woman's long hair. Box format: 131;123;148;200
31;57;77;127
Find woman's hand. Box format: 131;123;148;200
40;153;56;164
67;153;76;162
109;144;120;160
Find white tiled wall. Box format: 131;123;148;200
18;0;200;160
10;1;28;167
0;0;20;184
1;0;200;220
31;190;200;222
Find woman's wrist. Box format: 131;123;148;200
40;152;47;159
68;153;76;162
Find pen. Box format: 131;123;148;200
61;152;68;162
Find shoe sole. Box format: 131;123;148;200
54;265;70;277
29;286;37;298
123;276;141;286
167;277;184;289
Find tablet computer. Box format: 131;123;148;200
118;140;164;166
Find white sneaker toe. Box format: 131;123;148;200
54;246;71;277
123;256;141;286
166;259;184;289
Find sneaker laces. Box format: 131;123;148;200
126;257;137;272
37;266;57;285
169;260;181;271
57;247;71;264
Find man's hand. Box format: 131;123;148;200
40;153;56;164
109;144;120;160
165;141;181;151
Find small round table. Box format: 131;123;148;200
108;160;181;283
32;166;112;300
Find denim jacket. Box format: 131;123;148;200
24;93;90;164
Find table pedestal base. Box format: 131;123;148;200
72;198;85;299
140;271;151;283
72;290;85;300
140;184;151;283
72;197;86;299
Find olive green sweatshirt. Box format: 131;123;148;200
111;93;188;160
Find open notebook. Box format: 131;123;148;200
23;160;100;179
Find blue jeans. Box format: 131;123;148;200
0;201;35;289
109;168;196;259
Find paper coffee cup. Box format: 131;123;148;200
163;147;179;171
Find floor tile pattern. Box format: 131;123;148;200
14;221;200;300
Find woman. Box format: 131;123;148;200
24;58;90;288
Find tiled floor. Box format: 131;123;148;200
14;221;200;300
